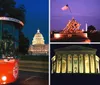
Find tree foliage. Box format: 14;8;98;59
87;25;100;42
19;31;29;55
0;0;26;56
87;25;96;33
0;0;26;23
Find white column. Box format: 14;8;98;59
85;23;88;37
86;23;88;32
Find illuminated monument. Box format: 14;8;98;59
52;18;90;42
61;17;81;34
51;45;100;73
28;29;48;55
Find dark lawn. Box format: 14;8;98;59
51;73;100;85
19;55;48;61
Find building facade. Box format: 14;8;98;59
28;29;48;55
52;45;100;73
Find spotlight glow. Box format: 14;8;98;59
54;34;61;38
2;76;7;81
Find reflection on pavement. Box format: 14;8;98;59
10;71;48;85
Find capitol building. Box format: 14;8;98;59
28;29;48;55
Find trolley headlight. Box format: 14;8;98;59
2;76;7;81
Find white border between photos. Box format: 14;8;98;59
49;0;50;85
51;42;100;44
49;1;100;85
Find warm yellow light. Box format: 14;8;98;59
84;39;91;43
84;33;87;37
2;82;6;84
54;34;61;38
32;29;45;45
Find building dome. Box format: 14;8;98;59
28;29;48;55
32;29;45;45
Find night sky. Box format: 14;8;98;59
51;0;100;31
15;0;49;44
51;44;100;58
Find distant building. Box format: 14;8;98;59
52;45;100;73
28;29;48;55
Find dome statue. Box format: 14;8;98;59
28;28;48;55
32;29;45;45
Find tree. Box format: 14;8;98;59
19;31;29;55
0;0;26;23
87;25;96;33
87;25;100;42
0;0;26;56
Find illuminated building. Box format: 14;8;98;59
51;45;100;73
28;29;48;55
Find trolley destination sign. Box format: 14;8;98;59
0;17;24;26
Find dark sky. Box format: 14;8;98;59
51;0;100;31
15;0;48;44
51;44;100;57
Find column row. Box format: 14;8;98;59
52;54;99;73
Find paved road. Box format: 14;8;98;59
10;71;48;85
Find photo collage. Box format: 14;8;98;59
0;0;100;85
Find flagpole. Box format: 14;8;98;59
68;5;72;13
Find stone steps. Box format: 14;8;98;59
19;60;48;73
